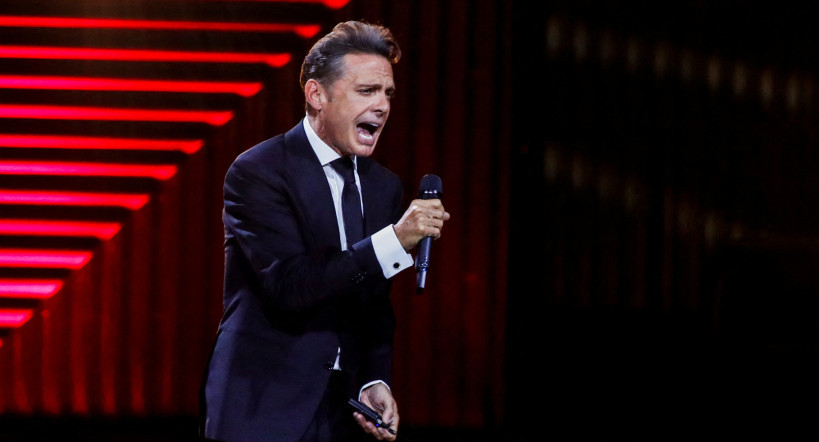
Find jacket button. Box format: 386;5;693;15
351;273;366;283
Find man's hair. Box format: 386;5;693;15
299;20;401;94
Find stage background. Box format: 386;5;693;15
1;0;818;440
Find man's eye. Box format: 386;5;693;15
359;89;373;95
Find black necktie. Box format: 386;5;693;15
331;157;364;248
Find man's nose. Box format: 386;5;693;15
373;92;390;114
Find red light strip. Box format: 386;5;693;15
0;219;121;240
0;104;233;126
0;75;263;97
0;16;321;38
192;0;349;8
0;309;34;328
0;134;203;154
0;279;63;299
0;249;92;269
0;189;149;210
0;46;291;67
0;160;177;180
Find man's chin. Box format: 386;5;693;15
350;143;377;157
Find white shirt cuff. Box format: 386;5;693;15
359;380;391;400
372;225;413;279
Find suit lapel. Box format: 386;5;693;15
283;122;342;251
357;157;390;237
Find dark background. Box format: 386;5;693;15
1;0;818;440
508;1;819;439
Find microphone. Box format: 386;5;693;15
415;174;442;294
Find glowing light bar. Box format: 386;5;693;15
0;249;92;269
0;309;34;328
0;279;63;299
0;16;321;38
0;46;291;68
0;189;149;210
0;104;233;126
0;160;177;180
0;134;203;154
0;219;121;240
0;75;263;97
204;0;349;8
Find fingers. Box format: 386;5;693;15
412;208;444;237
355;384;399;440
411;198;448;221
378;399;398;440
354;416;397;440
417;203;448;239
353;413;384;440
394;198;450;250
353;407;399;440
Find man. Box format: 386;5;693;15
202;21;449;442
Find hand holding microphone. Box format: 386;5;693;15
393;174;449;293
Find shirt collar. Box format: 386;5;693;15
303;116;357;169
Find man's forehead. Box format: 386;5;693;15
340;54;394;77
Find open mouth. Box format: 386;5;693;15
356;122;380;144
357;122;379;137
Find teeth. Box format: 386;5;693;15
359;122;379;135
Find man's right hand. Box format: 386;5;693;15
393;199;450;251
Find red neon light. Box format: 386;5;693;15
0;134;203;154
0;309;34;328
0;16;321;38
0;219;121;240
195;0;349;8
0;249;92;269
0;75;263;97
0;46;291;67
0;279;63;299
0;190;149;210
0;161;177;180
0;104;233;126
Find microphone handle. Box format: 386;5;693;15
415;236;432;293
414;177;441;294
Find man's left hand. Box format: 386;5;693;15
354;383;399;440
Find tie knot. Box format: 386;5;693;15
331;157;357;183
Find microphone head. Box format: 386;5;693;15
418;174;442;199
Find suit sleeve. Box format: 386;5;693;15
222;156;385;312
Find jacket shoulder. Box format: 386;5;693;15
228;122;309;177
234;134;285;167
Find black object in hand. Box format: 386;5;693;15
348;398;397;435
415;174;442;294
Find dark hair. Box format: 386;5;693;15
299;20;401;92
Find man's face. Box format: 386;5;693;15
314;53;395;158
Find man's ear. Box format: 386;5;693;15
304;79;325;111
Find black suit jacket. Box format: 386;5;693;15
203;121;404;442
